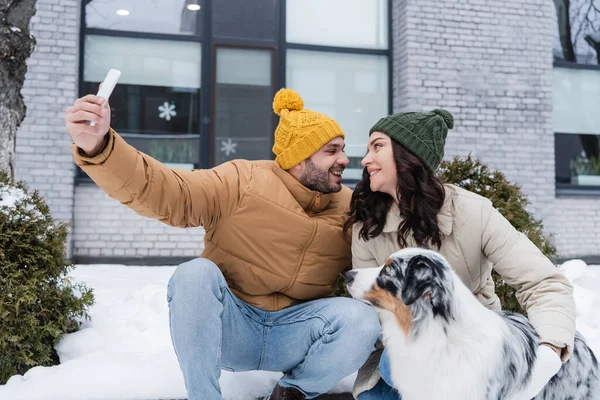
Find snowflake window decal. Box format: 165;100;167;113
220;139;237;156
158;101;177;121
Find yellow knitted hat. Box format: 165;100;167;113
272;88;345;169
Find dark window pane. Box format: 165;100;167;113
82;82;200;135
212;0;277;41
214;48;273;165
85;0;204;35
555;133;600;186
81;82;201;167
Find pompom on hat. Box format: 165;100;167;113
272;88;345;169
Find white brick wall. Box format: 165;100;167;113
554;197;600;259
15;0;80;256
73;184;205;260
392;0;555;227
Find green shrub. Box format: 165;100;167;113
438;155;556;313
0;171;94;384
334;155;555;314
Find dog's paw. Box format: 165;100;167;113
510;345;561;400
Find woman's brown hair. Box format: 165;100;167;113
344;140;446;249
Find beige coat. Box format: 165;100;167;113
74;129;352;311
352;184;575;397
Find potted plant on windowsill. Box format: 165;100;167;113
570;155;600;186
147;137;197;170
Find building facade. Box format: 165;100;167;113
15;0;600;264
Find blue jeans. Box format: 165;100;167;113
167;258;381;400
357;348;401;400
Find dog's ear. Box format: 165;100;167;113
376;256;405;297
401;254;438;306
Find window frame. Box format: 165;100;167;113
210;43;278;167
553;60;600;197
278;0;392;185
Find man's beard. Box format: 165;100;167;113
299;158;344;194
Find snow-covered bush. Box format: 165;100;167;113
0;171;94;384
439;155;556;313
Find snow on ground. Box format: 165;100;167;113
0;265;354;400
0;260;598;400
559;260;600;356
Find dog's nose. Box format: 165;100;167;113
345;270;358;286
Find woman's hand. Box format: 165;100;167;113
541;342;563;359
513;345;562;400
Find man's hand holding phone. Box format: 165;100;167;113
65;69;120;157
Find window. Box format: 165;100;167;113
552;1;600;190
214;47;274;165
287;50;388;180
285;0;390;180
552;0;600;65
82;35;202;169
553;67;600;188
286;0;388;49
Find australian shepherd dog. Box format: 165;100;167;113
346;248;599;400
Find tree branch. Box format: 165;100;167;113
573;2;593;46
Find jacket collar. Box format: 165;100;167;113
382;185;454;236
272;162;333;213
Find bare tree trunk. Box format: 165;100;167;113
554;0;577;61
0;0;36;181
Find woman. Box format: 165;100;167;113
345;109;576;399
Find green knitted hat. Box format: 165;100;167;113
369;109;454;171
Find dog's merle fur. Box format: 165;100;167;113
347;248;599;400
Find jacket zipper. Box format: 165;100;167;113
280;221;318;293
281;192;320;294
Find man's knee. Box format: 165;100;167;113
167;258;224;301
347;301;381;344
332;299;381;344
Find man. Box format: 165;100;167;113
65;88;381;400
